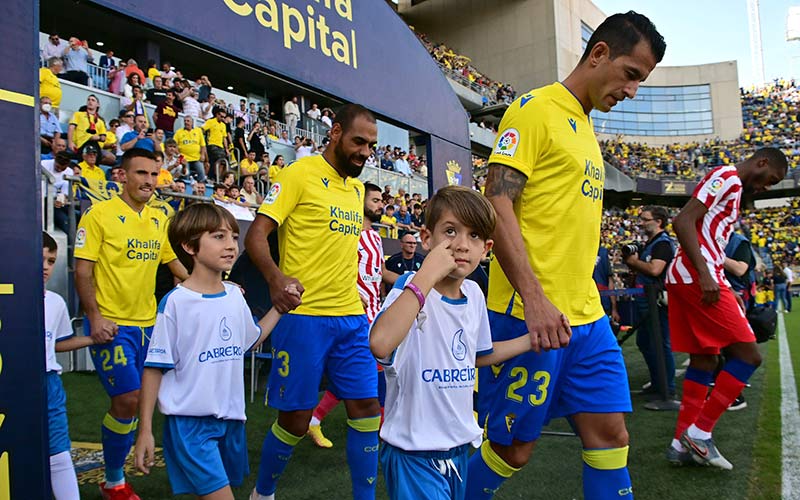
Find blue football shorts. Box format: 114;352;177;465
479;312;631;445
380;442;470;500
163;415;249;496
86;318;152;397
266;314;378;411
46;371;71;456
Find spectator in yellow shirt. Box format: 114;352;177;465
240;150;259;176
268;155;285;184
154;151;175;191
40;57;63;109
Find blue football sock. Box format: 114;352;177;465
101;413;137;484
582;447;632;500
255;421;303;495
466;441;519;499
346;416;381;500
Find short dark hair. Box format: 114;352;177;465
43;231;57;252
54;151;73;165
165;138;178;147
641;205;669;229
364;182;381;195
153;150;164;161
168;204;239;273
236;117;245;125
580;11;666;64
425;185;496;241
120;148;156;170
751;147;788;173
214;183;227;191
333;103;376;133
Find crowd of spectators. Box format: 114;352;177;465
413;30;516;106
601;79;800;181
598;200;800;278
365;144;427;177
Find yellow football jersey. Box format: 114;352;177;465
39;67;62;107
75;195;177;326
78;161;107;184
174;127;206;162
257;155;364;316
202;117;227;148
487;83;605;326
70;111;107;149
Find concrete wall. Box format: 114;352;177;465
597;61;743;145
399;0;559;93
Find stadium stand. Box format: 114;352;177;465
601;80;800;181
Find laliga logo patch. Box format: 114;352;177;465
219;317;232;342
494;129;519;158
451;329;467;361
707;178;724;195
264;183;281;205
75;228;87;248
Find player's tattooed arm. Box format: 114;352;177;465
484;163;527;202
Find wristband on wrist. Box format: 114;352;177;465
404;281;425;310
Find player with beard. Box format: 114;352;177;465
246;104;382;500
307;182;401;448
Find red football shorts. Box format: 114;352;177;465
666;283;756;355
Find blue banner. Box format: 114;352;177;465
0;0;51;497
87;0;470;150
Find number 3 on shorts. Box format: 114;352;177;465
505;368;551;406
277;350;290;377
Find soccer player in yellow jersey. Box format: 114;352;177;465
75;149;188;499
467;12;665;500
245;104;381;500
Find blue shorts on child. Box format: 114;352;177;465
47;371;71;456
163;415;249;496
380;442;471;500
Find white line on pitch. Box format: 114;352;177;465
779;312;800;499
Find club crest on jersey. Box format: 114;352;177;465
264;183;281;205
151;217;160;229
219;317;232;341
505;413;516;433
354;185;361;201
451;329;467;361
707;178;724;195
75;228;87;248
494;129;519;158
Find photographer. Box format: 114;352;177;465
623;206;676;399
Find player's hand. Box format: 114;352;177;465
418;240;457;283
698;273;720;305
269;274;304;313
89;315;118;344
734;291;746;313
134;432;155;474
523;293;572;353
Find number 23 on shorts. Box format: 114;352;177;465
505;367;551;406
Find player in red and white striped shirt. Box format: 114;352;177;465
665;148;787;469
308;182;399;448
